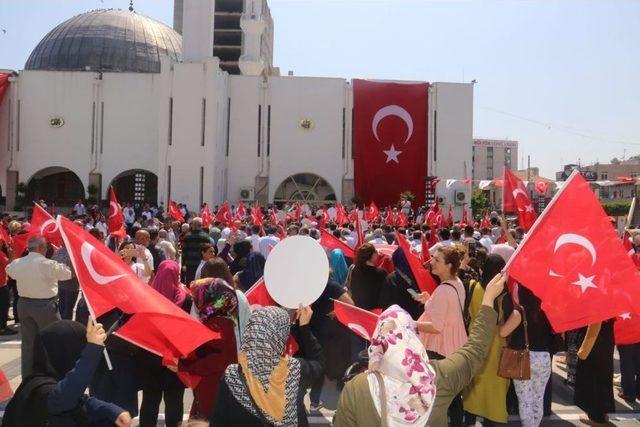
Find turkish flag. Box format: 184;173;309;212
57;216;218;360
251;205;263;226
353;79;429;207
505;171;640;332
374;243;398;258
0;74;9;106
336;204;347;225
366;202;380;223
428;225;439;247
245;277;275;307
108;187;126;238
480;214;491;229
395;231;437;294
333;299;379;341
0;368;12;402
235;202;247;220
355;217;365;250
200;204;213;228
168;200;185;223
215;203;233;226
396;212;409;228
294;203;303;222
31;203;64;247
320;230;355;259
617;177;638;183
535;181;549;194
503;167;537;230
614;312;640;345
424;200;440;226
421;234;431;263
446;207;454;227
461;209;469;226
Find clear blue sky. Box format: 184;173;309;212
2;0;639;178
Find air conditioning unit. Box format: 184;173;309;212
454;190;467;205
239;187;255;201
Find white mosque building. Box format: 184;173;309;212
0;0;473;214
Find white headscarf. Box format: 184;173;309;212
367;305;436;426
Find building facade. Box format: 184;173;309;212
0;1;474;217
472;138;518;181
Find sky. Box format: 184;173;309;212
1;0;639;179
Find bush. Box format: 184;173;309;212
602;201;631;216
471;189;489;217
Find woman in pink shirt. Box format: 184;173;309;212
416;244;468;427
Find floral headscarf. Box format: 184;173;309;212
191;277;238;323
368;305;436;426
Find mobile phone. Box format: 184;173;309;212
407;288;420;298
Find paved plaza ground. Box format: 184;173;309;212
0;320;638;426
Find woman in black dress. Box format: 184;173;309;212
574;319;615;426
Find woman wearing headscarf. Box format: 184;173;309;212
181;276;241;419
229;240;253;275
236;252;267;292
138;261;189;427
2;319;131;427
378;248;424;320
329;249;350;286
333;272;506;427
462;254;510;426
210;305;325;427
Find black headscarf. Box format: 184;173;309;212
481;254;506;289
2;321;89;427
230;240;253;275
391;248;418;291
237;252;267;291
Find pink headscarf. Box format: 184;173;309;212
151;260;186;307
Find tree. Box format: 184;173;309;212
471;189;489;217
611;157;621;165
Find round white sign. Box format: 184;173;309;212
264;236;329;309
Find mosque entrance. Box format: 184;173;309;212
25;167;85;207
108;169;158;209
273;173;336;206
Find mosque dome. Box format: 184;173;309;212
25;9;182;73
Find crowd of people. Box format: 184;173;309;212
0;197;636;427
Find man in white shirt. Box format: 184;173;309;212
478;228;494;252
123;203;136;227
370;229;387;245
258;227;281;258
134;229;155;284
246;224;262;252
73;199;86;216
5;236;71;376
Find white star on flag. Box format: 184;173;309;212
383;145;402;164
620;313;632;320
571;273;598;293
525;204;535;213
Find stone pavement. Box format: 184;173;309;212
0;321;638;426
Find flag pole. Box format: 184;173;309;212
502;169;580;273
56;216;113;371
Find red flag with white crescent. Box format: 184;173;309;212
57;216;218;360
31;203;64;247
199;204;213;228
503;167;537;230
505;171;640;332
353;79;429;207
245;277;275;307
108;187;126;238
168;200;185;223
215;203;233;226
333;299;379;341
366;202;380;223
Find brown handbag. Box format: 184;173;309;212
498;305;531;380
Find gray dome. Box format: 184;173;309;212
25;9;182;73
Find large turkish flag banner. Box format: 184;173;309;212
353;80;428;207
505;171;640;332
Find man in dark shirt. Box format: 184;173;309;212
181;218;212;283
146;228;166;272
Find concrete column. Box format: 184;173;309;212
239;0;265;76
182;0;215;62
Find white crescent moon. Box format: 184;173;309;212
512;188;528;200
109;201;120;218
553;233;597;266
81;242;127;285
40;218;58;235
347;322;371;340
372;105;414;144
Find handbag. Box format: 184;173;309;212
498;305;531;380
